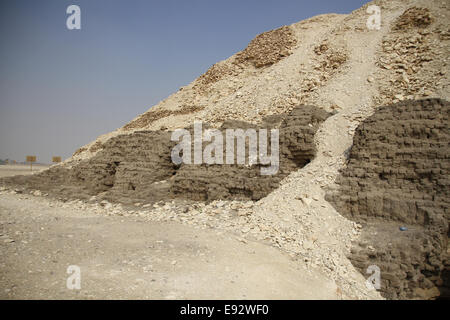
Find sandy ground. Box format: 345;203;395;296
0;165;50;178
0;192;339;300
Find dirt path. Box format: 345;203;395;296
0;192;339;300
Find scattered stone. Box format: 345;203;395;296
241;227;251;233
394;94;404;101
299;197;313;206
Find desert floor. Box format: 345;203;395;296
0;164;50;178
0;188;339;300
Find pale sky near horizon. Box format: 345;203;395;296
0;0;369;163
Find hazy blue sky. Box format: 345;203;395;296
0;0;369;163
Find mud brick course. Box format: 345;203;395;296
171;106;330;201
1;106;330;204
327;99;449;299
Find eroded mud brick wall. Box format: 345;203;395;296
327;98;449;299
70;131;177;201
171;106;331;201
1;105;330;204
0;131;178;203
329;99;449;223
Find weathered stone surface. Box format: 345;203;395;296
234;25;297;68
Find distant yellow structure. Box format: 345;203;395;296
52;156;62;163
